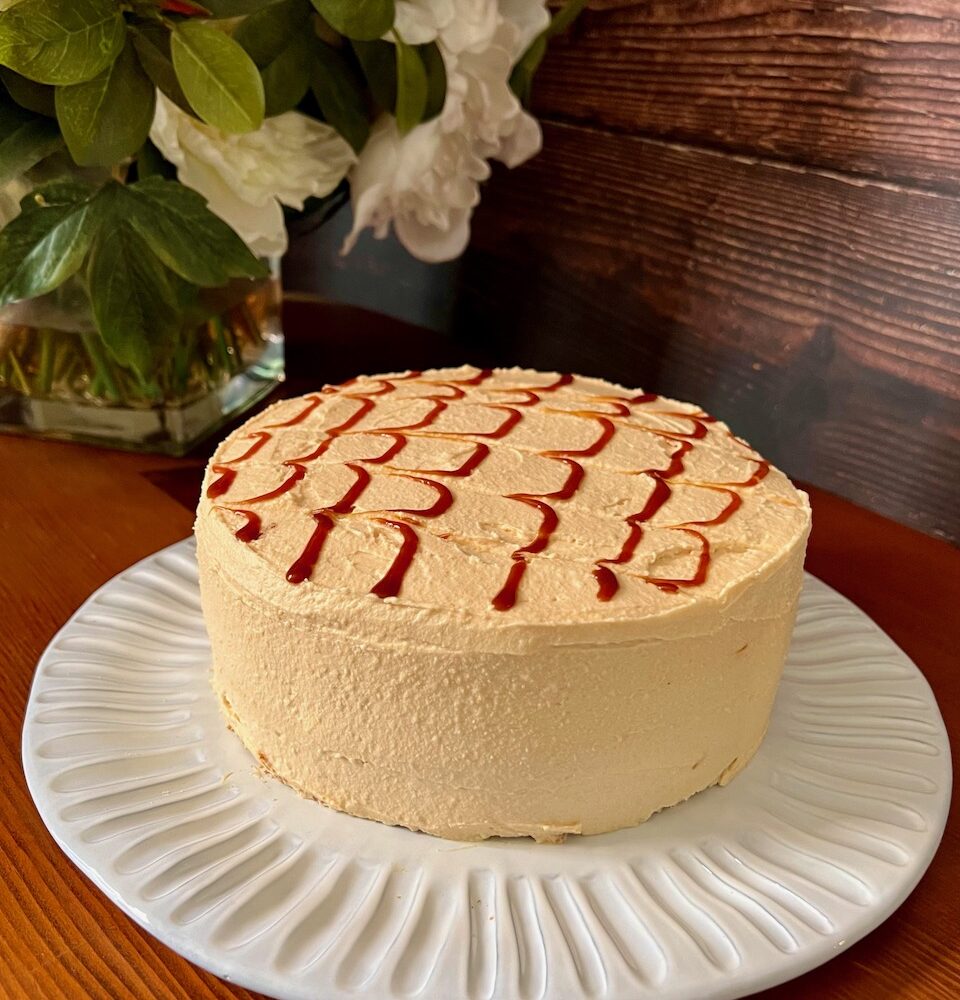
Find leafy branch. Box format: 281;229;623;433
0;178;266;382
0;0;585;391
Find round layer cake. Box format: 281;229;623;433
196;367;811;842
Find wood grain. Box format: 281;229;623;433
0;301;958;999
0;437;259;1000
456;122;960;540
534;0;960;190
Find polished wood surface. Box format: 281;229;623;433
0;301;958;999
439;0;960;542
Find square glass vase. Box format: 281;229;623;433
0;269;284;456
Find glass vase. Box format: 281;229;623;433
0;265;283;456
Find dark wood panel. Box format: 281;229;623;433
534;0;960;188
456;122;960;541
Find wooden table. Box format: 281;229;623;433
1;307;958;999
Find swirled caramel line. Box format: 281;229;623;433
283;379;486;588
263;393;326;428
596;528;712;597
390;477;454;517
444;368;494;385
545;416;616;457
221;431;272;464
232;463;308;504
215;508;262;542
416;442;490;477
206;467;237;499
496;389;540;406
539;458;584;500
362;433;407;465
644;528;711;593
592;440;688;596
285;513;335;585
286;396;378;464
719;460;770;488
473;406;523;438
593;399;769;601
492;411;619;611
370;519;419;598
357;373;569;603
491;498;560;612
205;432;273;498
285;463;372;584
375;396;448;432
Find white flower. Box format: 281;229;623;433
394;0;498;52
346;0;547;262
498;0;550;56
393;0;454;44
345;116;488;262
150;93;356;256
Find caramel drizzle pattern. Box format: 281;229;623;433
592;397;769;599
210;369;503;593
208;371;770;607
492;400;614;611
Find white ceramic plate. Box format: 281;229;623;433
23;539;951;1000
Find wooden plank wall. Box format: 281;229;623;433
453;0;960;542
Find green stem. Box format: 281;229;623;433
8;351;30;394
60;355;81;390
176;325;197;395
222;318;242;375
0;327;16;366
210;318;232;380
37;329;54;396
51;337;73;384
134;367;162;404
80;332;121;403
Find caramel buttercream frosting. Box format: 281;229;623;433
196;367;810;841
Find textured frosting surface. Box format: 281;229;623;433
196;367;811;840
199;366;808;630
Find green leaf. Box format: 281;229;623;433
56;41;155;167
351;39;395;113
508;35;545;106
0;0;125;85
312;41;369;152
510;0;586;106
261;32;312;116
171;20;264;133
1;69;55;116
0;114;62;183
233;0;310;67
87;222;184;379
545;0;588;39
132;24;192;114
233;0;313;116
393;34;425;134
19;178;93;210
120;176;267;286
418;41;445;122
135;138;173;181
0;181;102;304
310;0;395;42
